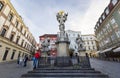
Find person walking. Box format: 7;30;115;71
19;56;24;67
33;50;41;69
23;55;28;67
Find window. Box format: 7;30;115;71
102;14;105;20
88;46;90;50
16;36;20;44
2;49;9;61
11;50;15;59
106;23;112;32
110;18;116;24
10;34;14;41
115;29;120;38
24;42;27;48
112;0;118;5
24;31;26;36
105;8;109;15
0;1;4;11
15;21;19;27
20;26;23;32
118;8;120;14
8;13;13;22
87;41;89;44
21;40;24;47
0;28;7;37
91;41;93;44
110;18;118;29
111;34;116;41
100;19;102;23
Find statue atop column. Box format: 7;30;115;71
56;11;68;40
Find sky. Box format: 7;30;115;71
10;0;110;42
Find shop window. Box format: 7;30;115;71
2;49;9;61
11;50;15;59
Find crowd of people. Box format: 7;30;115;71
17;55;29;67
17;49;41;69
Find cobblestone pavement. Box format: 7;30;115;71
0;61;33;78
90;58;120;78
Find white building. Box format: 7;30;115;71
81;34;97;55
65;30;81;52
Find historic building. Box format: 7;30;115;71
39;34;57;56
81;34;97;56
94;0;120;59
0;0;36;62
65;30;81;52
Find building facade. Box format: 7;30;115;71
81;34;97;56
39;34;57;56
65;30;81;52
94;0;120;58
0;0;36;62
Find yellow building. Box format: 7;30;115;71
0;0;37;62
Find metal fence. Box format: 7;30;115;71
38;56;91;68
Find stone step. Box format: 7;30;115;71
22;77;108;78
28;70;100;73
35;68;95;70
21;73;108;77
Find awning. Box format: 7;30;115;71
95;51;101;54
100;47;113;53
113;47;120;52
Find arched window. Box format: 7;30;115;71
0;28;7;37
112;0;118;5
0;1;4;11
9;32;15;41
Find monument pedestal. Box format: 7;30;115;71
56;41;70;56
79;51;86;56
55;41;71;66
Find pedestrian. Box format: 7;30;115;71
33;50;41;69
19;56;24;66
17;56;20;64
23;55;28;67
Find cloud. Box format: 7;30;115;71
10;0;110;42
66;0;110;34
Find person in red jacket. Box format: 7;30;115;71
33;50;41;69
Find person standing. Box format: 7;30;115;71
19;56;24;66
33;50;41;69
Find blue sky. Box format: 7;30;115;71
10;0;110;42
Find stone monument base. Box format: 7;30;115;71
79;51;86;56
55;41;71;66
56;41;70;56
55;56;72;67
